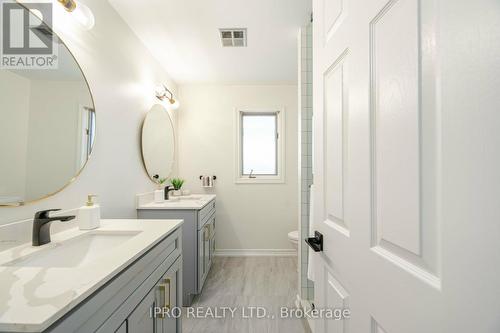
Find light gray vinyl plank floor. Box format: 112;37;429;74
182;257;311;333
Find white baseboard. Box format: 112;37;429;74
214;249;297;257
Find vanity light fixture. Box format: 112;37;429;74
58;0;76;12
155;85;180;110
57;0;95;30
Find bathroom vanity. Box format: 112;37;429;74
0;219;183;333
137;194;216;306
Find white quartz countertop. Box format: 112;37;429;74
137;194;216;210
0;219;183;332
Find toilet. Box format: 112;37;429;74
288;230;299;249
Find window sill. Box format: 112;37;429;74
235;176;285;184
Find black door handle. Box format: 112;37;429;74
305;231;323;252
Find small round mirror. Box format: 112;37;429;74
141;104;175;182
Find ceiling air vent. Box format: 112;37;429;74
219;28;247;47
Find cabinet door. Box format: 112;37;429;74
198;224;211;291
210;236;216;264
197;227;205;291
127;287;158;333
114;321;127;333
208;215;216;268
157;257;182;333
203;225;210;277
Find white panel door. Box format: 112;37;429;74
311;0;500;332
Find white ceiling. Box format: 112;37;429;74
109;0;311;84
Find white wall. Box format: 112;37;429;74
178;85;298;252
0;0;177;224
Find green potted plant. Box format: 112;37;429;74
170;178;185;196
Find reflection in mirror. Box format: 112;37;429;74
0;4;95;206
141;104;175;182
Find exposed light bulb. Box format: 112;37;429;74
167;99;180;111
72;3;94;30
56;0;95;30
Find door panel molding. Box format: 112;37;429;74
370;0;422;257
371;245;441;289
369;0;440;286
370;318;387;333
323;49;350;237
324;0;347;42
323;267;350;333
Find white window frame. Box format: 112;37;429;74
235;107;285;184
76;105;96;169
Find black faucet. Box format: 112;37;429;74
32;209;75;246
164;185;175;200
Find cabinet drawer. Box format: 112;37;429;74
198;210;215;230
198;210;215;233
198;199;216;228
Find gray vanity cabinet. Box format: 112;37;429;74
138;198;216;306
115;322;127;333
122;256;181;333
42;227;183;333
198;212;216;289
159;261;180;333
126;285;157;332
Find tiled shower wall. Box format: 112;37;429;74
298;23;314;302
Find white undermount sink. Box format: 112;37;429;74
165;195;202;202
178;195;202;200
4;230;141;268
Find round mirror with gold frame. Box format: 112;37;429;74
141;104;176;182
0;3;95;206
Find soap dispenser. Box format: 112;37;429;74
78;195;101;230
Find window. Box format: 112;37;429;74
236;108;285;183
78;105;96;166
86;108;96;156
